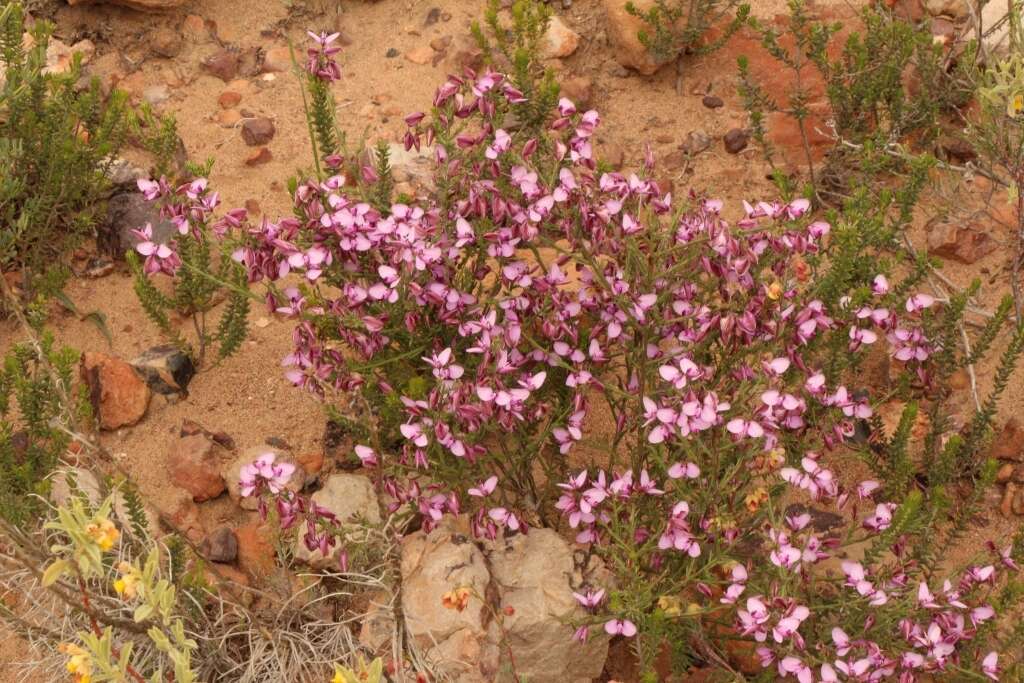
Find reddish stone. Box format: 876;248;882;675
235;521;277;579
168;434;226;502
80;352;150;430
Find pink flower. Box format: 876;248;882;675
239;452;296;497
604;619;637;637
905;293;935;312
354;445;378;467
982;651;999;680
468;476;498;498
131;223;180;276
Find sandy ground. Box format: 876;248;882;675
1;0;1022;680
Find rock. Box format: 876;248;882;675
484;528;610;682
990;418;1023;462
43;38;94;76
241;117;275;146
385;47;399;58
180;419;235;450
931;17;956;45
997;463;1015;483
261;46;291;73
168;434;226;502
224;447;301;510
425;7;442;25
560;75;593;108
201;526;238;563
182;14;206;40
106;159;148;189
430;35;453;52
874;0;925;22
294;474;381;567
235;522;276;578
166;495;204;543
1014;486;1024;516
783;503;845;531
359;590;397;653
923;0;968;19
401;517;494;681
402;518;610;682
150;28;183;58
381;142;435;193
80;352;150;430
1000;482;1017;517
405;45;434;66
603;0;673;75
980;1;1011;54
218;90;242;108
215;109;242;127
448;37;484;72
295;451;325;478
245;147;273;166
131;345;195;395
101;191;178;258
723;128;749;154
541;15;580;59
202;50;240;82
142;84;170;106
67;0;186;10
702;95;724;109
926;217;998;265
682;130;712;155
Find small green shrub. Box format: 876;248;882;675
627;0;750;65
0;1;130;302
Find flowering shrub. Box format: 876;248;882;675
128;170;250;366
143;30;1024;680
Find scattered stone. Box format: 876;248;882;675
142;84;170;106
990;418;1023;462
702;95;724;109
941;137;976;164
218;90;242;108
997;463;1015;483
430;35;453;52
560;74;593;107
603;0;673;75
241;117;275;146
235;521;276;578
541;15;580;59
166;495;204;543
425;7;442;25
784;503;846;531
931;17;956;45
682;130;712;156
180;419;236;450
294;474;381;568
83;257;115;278
43;38;94;76
150;27;183;58
385;47;399;58
183;14;207;40
201;527;239;563
66;0;187;10
80;352;150;430
447;36;484;72
201;49;240;82
723;128;749;154
168;433;226;502
245;147;273;166
261;45;291;73
131;345;195;395
106;158;149;189
922;0;968;19
926;217;998;265
295;451;325;478
405;45;434;66
215;108;242;127
359;590;397;653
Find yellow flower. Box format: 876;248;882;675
1008;93;1024;117
657;594;682;617
59;643;93;682
744;487;769;513
113;562;140;599
85;517;119;552
766;280;783;301
331;669;345;683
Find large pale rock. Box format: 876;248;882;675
381;142;436;196
399;518;610;683
541;15;580;59
486;529;610;683
66;0;187;11
401;517;494;682
293;473;380;567
603;0;674;75
80;352;150;430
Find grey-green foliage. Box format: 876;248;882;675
0;328;88;525
0;1;129;301
626;0;750;63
